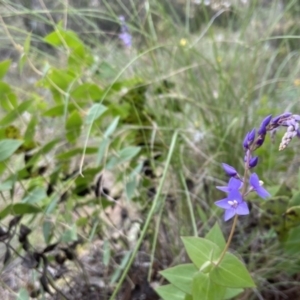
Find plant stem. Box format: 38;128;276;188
216;214;238;266
109;131;178;300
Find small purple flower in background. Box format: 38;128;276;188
216;177;242;193
249;173;270;199
215;190;249;221
119;15;132;48
222;163;238;177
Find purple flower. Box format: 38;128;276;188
271;112;292;125
119;15;132;47
119;32;132;47
222;163;238;177
249;173;270;199
248;156;258;168
258;115;272;135
248;129;256;144
215;190;249;221
216;177;242;193
243;129;256;149
255;135;265;148
293;114;300;122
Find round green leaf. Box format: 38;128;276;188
205;222;226;249
210;252;255;288
155;284;186;300
65;110;83;143
0;139;23;162
181;237;221;268
192;272;226;300
224;288;244;299
85;103;107;124
0;203;41;219
160;263;197;294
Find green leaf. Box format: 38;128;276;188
205;222;226;249
0;60;11;80
283;206;300;229
103;240;111;267
66;110;83;143
61;224;77;242
0;100;34;126
289;191;300;207
160;263;197;294
104;117;120;138
22;187;47;204
118;146;141;162
284;226;300;255
97;61;117;79
26;139;59;167
126;179;137;200
106;146;141;169
181;237;221;268
0;82;18;110
43;104;65;117
56;147;97;160
44;195;59;215
155;284;186;300
0;203;41;219
96;138;109;166
85;103;107;125
44;27;84;49
24;116;37;142
43;68;76;103
71;83;103;100
210;252;255;288
43;220;53;244
24;32;31;54
224;288;244;299
192;272;226;300
0;139;23;161
19;33;31;72
0;180;13;191
17;288;30;300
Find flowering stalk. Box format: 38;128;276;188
118;15;132;48
214;113;300;266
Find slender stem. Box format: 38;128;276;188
216;214;238;266
109;131;178;300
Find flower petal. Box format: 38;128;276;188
227;190;243;203
258;115;272;135
224;208;236;221
256;186;270;199
236;201;250;216
215;199;231;209
216;186;230;193
249;173;260;189
249;156;258;168
222;163;237;177
228;178;242;190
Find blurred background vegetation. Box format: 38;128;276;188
0;0;300;299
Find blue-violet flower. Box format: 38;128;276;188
249;173;270;199
215;190;249;221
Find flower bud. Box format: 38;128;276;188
249;156;258;168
